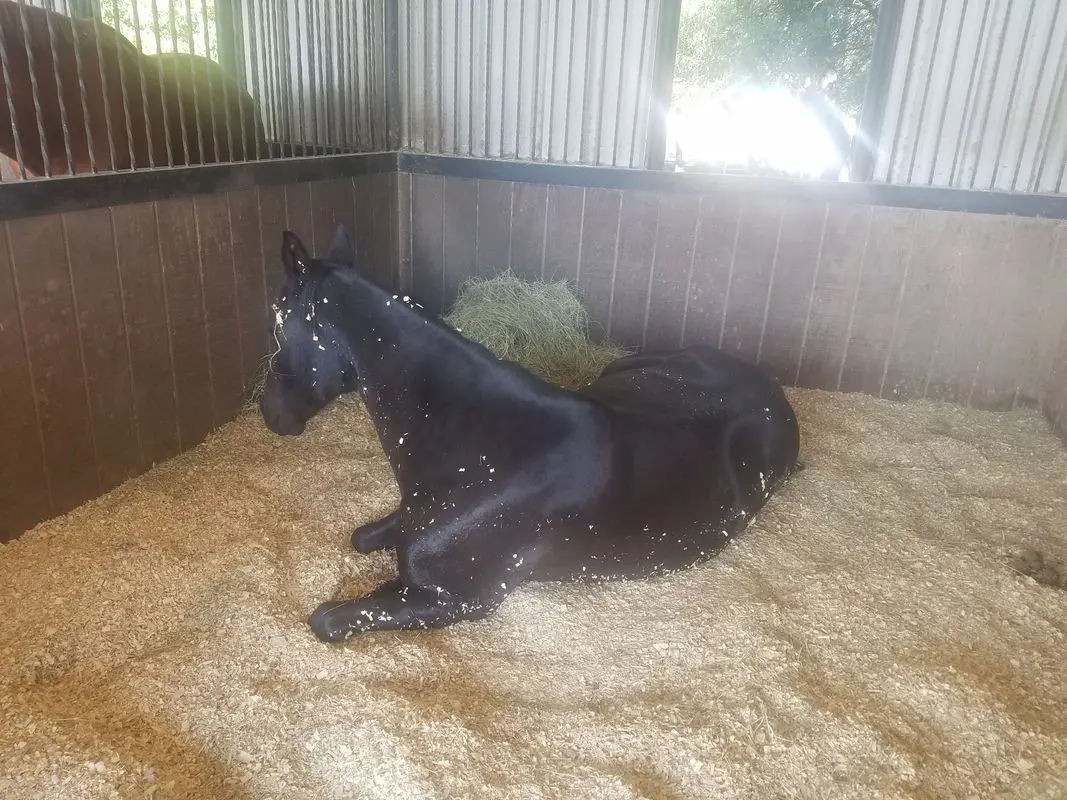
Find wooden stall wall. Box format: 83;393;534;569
401;172;1067;416
1047;323;1067;442
0;173;399;542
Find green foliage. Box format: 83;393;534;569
98;0;217;59
675;0;880;114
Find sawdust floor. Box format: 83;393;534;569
1;388;1066;800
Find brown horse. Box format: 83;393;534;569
0;0;265;178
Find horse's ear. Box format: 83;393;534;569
326;224;355;268
281;230;311;279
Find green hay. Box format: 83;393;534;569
443;271;631;389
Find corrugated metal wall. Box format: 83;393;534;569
397;0;663;167
234;0;390;151
874;0;1067;193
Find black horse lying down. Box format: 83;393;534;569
260;225;801;642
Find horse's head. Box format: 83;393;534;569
259;225;360;436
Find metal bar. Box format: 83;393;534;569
579;0;595;163
548;0;561;161
313;0;326;153
200;0;222;162
530;0;543;160
453;0;461;153
926;2;968;185
467;0;474;155
501;0;510;157
354;0;366;150
905;0;946;182
643;0;681;170
335;0;346;150
850;0;905;183
16;0;55;176
628;0;651;168
484;0;494;157
87;8;119;170
949;0;993;187
967;0;1014;189
181;0;206;163
610;0;630;167
293;1;306;147
594;0;610;165
61;0;99;173
149;0;174;166
366;0;376;150
990;0;1037;191
268;0;285;152
424;0;433;152
109;0;137;170
514;0;526;158
436;0;443;154
0;11;28;179
1011;0;1061;191
42;0;77;173
385;0;401;151
162;0;191;164
886;0;925;184
562;0;576;162
216;0;242;161
229;0;251;160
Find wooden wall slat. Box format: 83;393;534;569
193;195;245;426
442;177;478;306
156;198;215;449
397;172;413;293
310;180;338;258
609;191;660;346
881;211;969;402
645;193;700;350
838;207;916;397
796;205;872;391
7;214;98;516
973;217;1059;408
758;201;827;386
350;174;377;277
475;180;514;279
721;195;782;364
383;172;402;292
682;193;741;349
63;208;140;491
371;172;397;289
0;221;51;540
284;183;315;252
1037;224;1067;390
112;203;180;469
257;185;289;299
411;173;445;314
577;188;622;335
509;183;548;284
227;189;269;393
543;185;584;283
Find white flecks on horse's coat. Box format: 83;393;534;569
458;468;466;472
318;345;326;351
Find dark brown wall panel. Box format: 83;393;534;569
577;188;622;335
7;214;98;518
351;174;378;278
509;182;548;284
411;173;445;314
720;195;782;364
284;182;315;253
682;192;741;349
543;185;583;283
227;188;269;392
646;193;700;351
442;177;478;305
758;201;826;386
112;202;180;469
0;222;51;540
475;180;513;279
156;198;214;450
63;208;140;492
194;195;245;426
397;172;413;293
796;205;872;391
609;191;660;346
370;172;398;289
258;185;289;298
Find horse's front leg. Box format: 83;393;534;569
351;510;402;553
307;579;499;642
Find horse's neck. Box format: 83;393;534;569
329;273;541;480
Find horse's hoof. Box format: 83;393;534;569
308;600;352;643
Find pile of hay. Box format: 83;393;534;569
443;271;630;388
